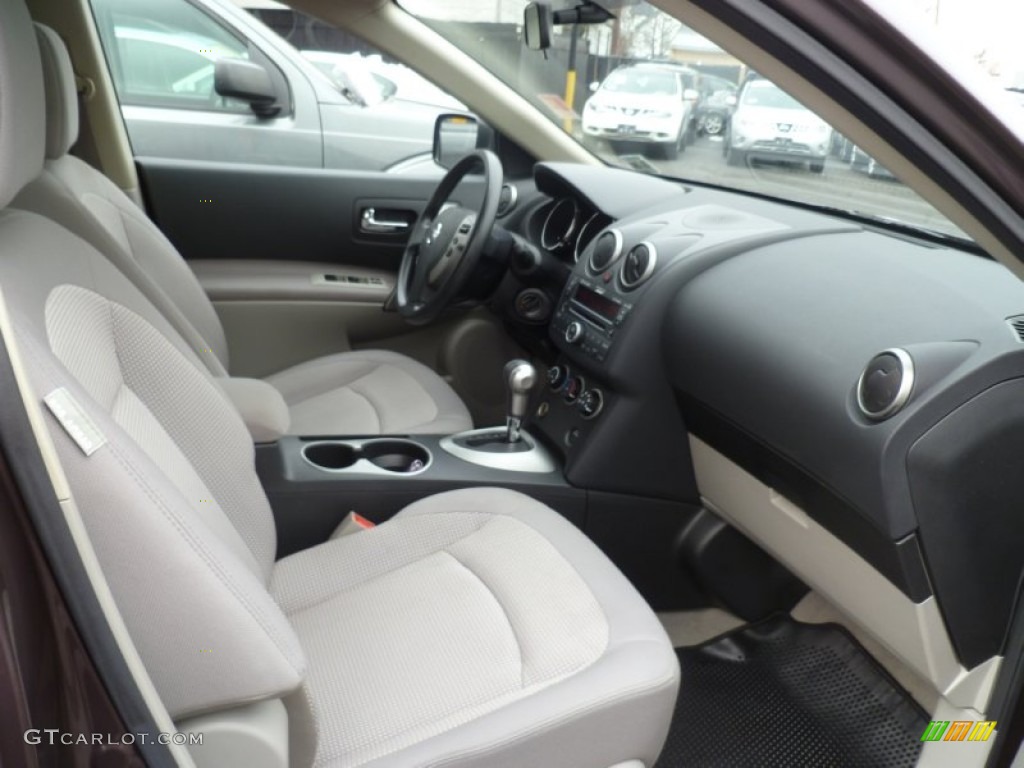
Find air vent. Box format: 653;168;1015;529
588;229;623;273
856;348;914;421
619;242;658;289
496;184;518;217
1008;315;1024;342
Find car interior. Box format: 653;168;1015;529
3;0;1024;767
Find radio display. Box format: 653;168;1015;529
572;284;620;322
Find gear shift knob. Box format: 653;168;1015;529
504;359;537;443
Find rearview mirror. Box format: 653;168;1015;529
214;58;280;117
525;2;615;52
433;114;479;170
524;3;553;51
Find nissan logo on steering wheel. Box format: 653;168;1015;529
426;220;444;245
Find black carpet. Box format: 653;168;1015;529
655;616;928;767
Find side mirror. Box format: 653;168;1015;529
589;81;600;93
683;88;700;102
524;2;553;51
433;114;479;170
725;94;738;107
214;58;279;117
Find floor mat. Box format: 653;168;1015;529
655;615;928;767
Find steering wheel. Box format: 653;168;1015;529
396;149;503;325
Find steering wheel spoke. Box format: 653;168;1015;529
395;150;503;325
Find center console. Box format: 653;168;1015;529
257;360;579;557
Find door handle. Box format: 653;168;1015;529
361;207;410;234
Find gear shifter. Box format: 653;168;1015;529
503;359;537;443
441;358;555;471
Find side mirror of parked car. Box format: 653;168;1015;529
589;81;600;93
214;58;280;118
725;93;738;107
683;88;700;102
433;114;479;170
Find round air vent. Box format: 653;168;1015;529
856;348;915;421
619;242;657;289
588;229;623;273
496;183;518;217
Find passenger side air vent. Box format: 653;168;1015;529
619;242;657;289
1008;315;1024;342
588;229;623;273
856;348;914;421
496;184;518;217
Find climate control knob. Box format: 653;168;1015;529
546;365;568;391
565;320;584;344
563;375;584;404
578;388;604;419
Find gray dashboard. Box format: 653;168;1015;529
521;161;1024;671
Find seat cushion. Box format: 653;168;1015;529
271;488;680;768
265;349;472;436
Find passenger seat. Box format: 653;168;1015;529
0;4;679;766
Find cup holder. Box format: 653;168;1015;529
301;439;430;475
302;442;358;470
361;440;431;473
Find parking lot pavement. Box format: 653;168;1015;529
593;135;957;235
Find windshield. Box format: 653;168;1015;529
398;0;1024;241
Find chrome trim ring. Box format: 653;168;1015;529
587;228;624;273
618;241;658;289
497;183;519;217
579;388;604;420
856;348;915;421
574;213;604;264
540;198;580;252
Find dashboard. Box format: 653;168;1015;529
498;160;1024;699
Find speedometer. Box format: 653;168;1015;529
574;213;611;263
540;198;580;253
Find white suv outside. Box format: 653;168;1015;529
725;78;833;173
582;63;699;160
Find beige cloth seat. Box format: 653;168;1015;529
13;24;472;436
0;6;680;768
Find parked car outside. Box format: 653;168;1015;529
694;77;737;137
91;0;467;173
724;78;833;172
582;62;700;159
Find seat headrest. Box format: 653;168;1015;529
0;0;46;208
35;24;79;160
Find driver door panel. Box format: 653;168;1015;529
136;158;442;270
135;158;492;387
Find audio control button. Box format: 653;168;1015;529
565;321;584;344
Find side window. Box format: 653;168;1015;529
91;0;250;112
247;6;465;112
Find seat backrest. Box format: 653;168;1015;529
13;25;231;374
0;0;304;720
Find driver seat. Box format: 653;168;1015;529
13;24;473;437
